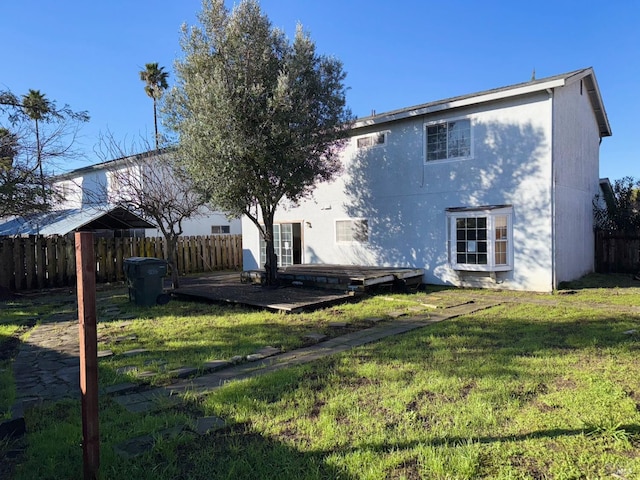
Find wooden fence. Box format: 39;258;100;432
0;234;242;291
595;231;640;273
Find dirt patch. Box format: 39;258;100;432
388;458;421;480
553;377;578;391
309;399;325;419
509;454;549;480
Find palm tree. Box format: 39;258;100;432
139;63;169;150
22;89;51;198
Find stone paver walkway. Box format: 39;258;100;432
13;318;80;410
10;301;494;414
6;299;496;455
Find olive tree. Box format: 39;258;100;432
165;0;353;285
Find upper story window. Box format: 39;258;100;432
336;219;369;244
356;132;386;149
211;225;230;234
425;119;471;161
446;206;512;271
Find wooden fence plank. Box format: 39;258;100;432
0;238;13;289
0;234;242;291
45;236;57;287
595;231;640;273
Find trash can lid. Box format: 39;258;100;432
124;257;167;265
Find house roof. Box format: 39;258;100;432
0;206;155;236
57;147;172;179
355;67;611;138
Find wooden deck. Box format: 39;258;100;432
243;264;425;292
171;272;357;313
172;266;424;313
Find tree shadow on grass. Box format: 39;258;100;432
558;272;640;290
175;422;353;480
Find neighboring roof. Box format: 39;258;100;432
57;147;173;179
355;67;611;138
0;206;155;236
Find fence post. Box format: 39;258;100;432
75;232;100;480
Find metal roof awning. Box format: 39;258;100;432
0;206;156;236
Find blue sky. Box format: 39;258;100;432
2;1;638;180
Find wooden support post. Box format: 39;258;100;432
75;232;100;480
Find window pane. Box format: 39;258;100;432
467;218;476;228
354;220;369;242
457;241;466;253
478;254;487;264
336;219;368;243
477;241;487;253
336;221;350;242
457;254;466;263
357;137;371;148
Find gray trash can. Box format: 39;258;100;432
123;257;169;306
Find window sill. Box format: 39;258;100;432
424;155;473;165
452;264;512;272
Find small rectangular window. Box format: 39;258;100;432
211;225;230;234
426;119;471;161
357;133;386;149
336;219;368;243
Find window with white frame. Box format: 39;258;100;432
425;119;471;161
335;219;369;243
211;225;230;234
446;206;512;271
356;132;386;149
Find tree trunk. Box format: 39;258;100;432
166;236;180;289
263;220;278;286
153;99;159;150
35;119;45;202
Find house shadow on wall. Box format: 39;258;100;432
343;118;550;285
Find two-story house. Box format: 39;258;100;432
241;68;611;292
0;149;241;237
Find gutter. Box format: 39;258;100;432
548;88;557;291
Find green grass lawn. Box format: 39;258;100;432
2;276;640;479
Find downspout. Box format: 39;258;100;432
547;87;556;291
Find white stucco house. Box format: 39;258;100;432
242;67;611;292
51;150;241;237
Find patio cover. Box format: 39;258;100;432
0;206;155;236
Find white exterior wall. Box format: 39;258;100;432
146;208;241;237
243;91;557;291
552;79;601;285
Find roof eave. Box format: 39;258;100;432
354;78;567;129
354;68;611;139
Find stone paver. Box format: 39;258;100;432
304;333;328;343
194;416;226;435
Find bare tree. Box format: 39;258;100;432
96;134;207;288
0;88;89;214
